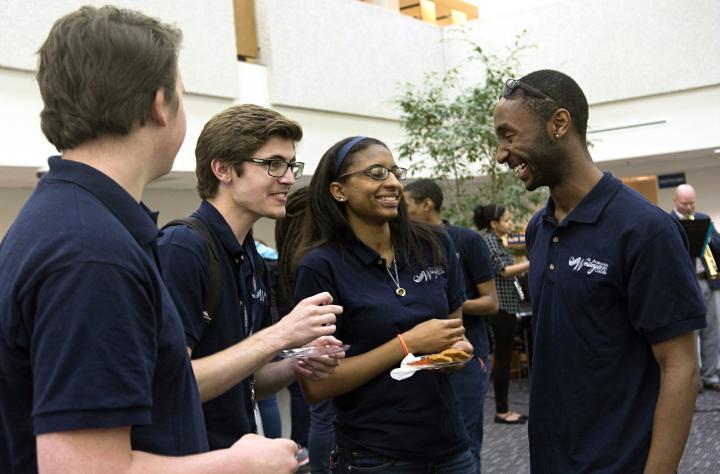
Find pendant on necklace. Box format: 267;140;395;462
396;287;406;297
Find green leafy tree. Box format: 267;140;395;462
396;32;548;229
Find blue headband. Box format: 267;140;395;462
334;136;366;177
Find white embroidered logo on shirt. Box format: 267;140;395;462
251;277;267;302
252;288;267;302
413;266;446;283
568;256;608;275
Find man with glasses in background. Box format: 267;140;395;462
158;104;344;451
494;70;705;473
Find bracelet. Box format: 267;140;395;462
396;334;409;356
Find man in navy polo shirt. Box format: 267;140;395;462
158;104;343;450
493;69;705;473
0;6;302;473
404;178;498;472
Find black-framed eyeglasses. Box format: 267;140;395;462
336;164;407;181
501;79;559;106
247;158;305;178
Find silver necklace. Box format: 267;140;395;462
386;258;406;297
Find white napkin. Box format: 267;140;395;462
390;353;423;380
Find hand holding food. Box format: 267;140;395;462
402;318;465;355
407;348;472;367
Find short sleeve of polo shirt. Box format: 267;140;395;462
294;255;339;306
462;229;495;285
525;213;540;251
627;224;706;344
30;262;156;434
157;226;209;348
439;232;466;314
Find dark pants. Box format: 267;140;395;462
257;394;282;438
288;381;310;447
489;309;517;413
450;356;490;473
310;399;336;474
333;447;477;474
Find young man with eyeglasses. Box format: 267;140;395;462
494;70;705;473
158;104;345;450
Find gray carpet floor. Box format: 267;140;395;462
480;378;720;473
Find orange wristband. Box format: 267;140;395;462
396;334;409;356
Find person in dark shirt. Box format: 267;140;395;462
494;69;705;473
158;104;343;450
295;136;476;473
0;5;300;473
404;178;498;472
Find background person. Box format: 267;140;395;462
671;183;720;392
404;178;499;472
294;136;476;473
474;203;529;424
274;187;335;474
495;69;705;473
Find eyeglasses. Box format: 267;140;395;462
248;158;305;178
336;164;407;181
501;79;559;106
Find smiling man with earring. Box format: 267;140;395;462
494;69;705;473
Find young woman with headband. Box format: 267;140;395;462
294;136;477;473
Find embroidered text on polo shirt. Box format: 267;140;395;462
568;256;609;275
413;265;446;282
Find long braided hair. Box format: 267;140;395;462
274;186;308;314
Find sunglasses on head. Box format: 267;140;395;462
501;79;559;106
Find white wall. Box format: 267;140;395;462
255;0;444;119
0;0;238;98
588;86;720;163
274;105;406;173
446;0;720;104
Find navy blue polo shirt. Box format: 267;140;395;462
158;200;272;449
526;172;706;473
294;232;469;463
446;224;495;357
0;157;207;473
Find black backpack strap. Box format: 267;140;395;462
163;217;223;332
